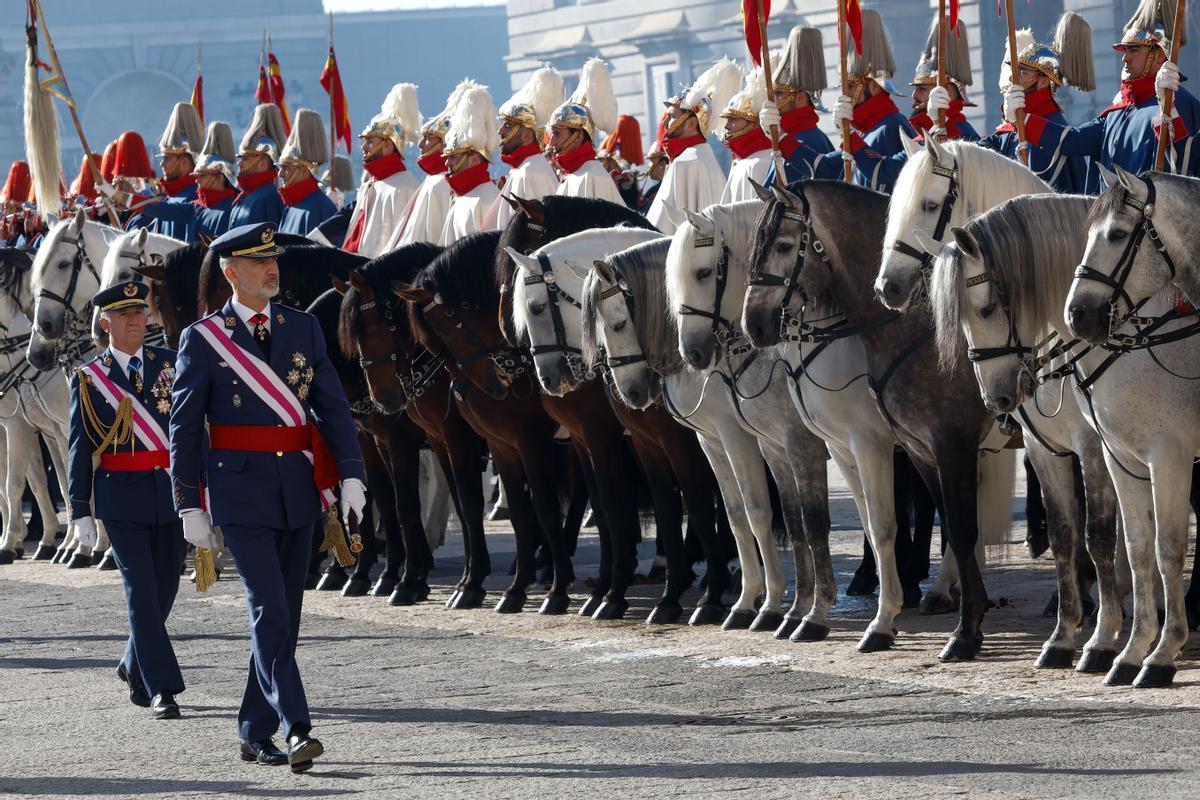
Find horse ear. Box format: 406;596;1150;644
331;274;350;295
513;196;546;226
347;269;372;297
950;227;980;259
912;229;944;259
504;246;538;274
748;178;775;203
72;206;87;233
1095;164;1118;190
197;231;215;249
561;259;589;279
682;209;709;232
592;259;616;284
900;128;921;158
1112;165;1136;192
924;133;947;165
770;183;801;208
134;227;149;249
657;202;685;230
132;263;166;282
501;194;520;210
392;280;433;304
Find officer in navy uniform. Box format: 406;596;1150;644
169;222;366;772
67;281;185;720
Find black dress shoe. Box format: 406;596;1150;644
118;663;152;708
286;732;324;774
150;693;180;719
240;738;288;766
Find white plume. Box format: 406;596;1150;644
380;83;422;144
681;58;743;134
569;58;617;136
446;82;500;157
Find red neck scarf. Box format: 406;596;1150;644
1102;75;1157;116
417;151;448;176
725;129;773;160
234;167;278;204
159;173;196;198
554;141;597;175
853;92;901;134
777;106;820;159
909;111;933;133
445;162;492;196
195;185;236;209
911;100;970;141
279;175;320;207
501;141;542;169
995;88;1061;133
364;151;406;181
662;134;707;162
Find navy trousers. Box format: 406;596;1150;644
104;519;186;697
221;523;314;741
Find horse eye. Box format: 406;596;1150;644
923;200;940;213
775;242;791;255
1108;229;1128;242
979;303;996;319
613;319;627;332
695;268;712;281
529;303;545;315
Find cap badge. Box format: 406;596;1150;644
261;227;275;244
123;284;138;297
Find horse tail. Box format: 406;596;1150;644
23;55;64;222
976;447;1017;561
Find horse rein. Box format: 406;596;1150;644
37;232;99;322
676;235;751;358
421;295;532;384
887;159;961;288
524;253;596;383
354;295;447;411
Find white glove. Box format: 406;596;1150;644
340;478;367;524
1157;61;1182;103
758;101;781;134
74;516;98;549
926;85;952;118
95;181;117;199
832;94;854;129
181;509;219;550
1003;84;1026;123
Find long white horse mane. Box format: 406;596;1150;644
665;200;762;327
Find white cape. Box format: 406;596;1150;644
647;141;726;233
345;168;420;258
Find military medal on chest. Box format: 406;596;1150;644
287;352;314;400
152;362;176;415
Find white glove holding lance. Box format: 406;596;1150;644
1155;0;1188;170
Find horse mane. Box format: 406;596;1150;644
408;230;503;344
0;248;32;308
494;195;656;295
1087;178;1129;226
887;141;1052;246
337;242;443;358
931;193;1091;372
582;237;683;375
666;200;761;327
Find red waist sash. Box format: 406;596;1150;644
208;423;339;491
99;450;170;471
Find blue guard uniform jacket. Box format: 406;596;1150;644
765;116;842;185
194;193;235;239
227;177;285;229
126;181;200;243
976;88;1091;194
279;183;338;236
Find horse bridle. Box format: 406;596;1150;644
354;294;448;409
524;253;595;382
594;269;646;373
888;159;961;285
38;232;100;320
676;233;750;356
421;295;531;381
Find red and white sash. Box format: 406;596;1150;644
82;360;169;452
194;316;336;508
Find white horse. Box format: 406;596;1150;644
1061;167;1200;687
923;194;1130;673
93;227;187;341
27;208;121;371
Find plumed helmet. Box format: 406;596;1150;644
722;66;768;129
112;131;155;180
421;80;473;145
361;83;422;152
664;58;742;136
100;140;119;183
279;108;330;171
774;27;828;96
550;58;617;141
1119;0;1186;52
443;81;500;160
323;154;357;192
194;121;237;185
912;17;973;99
500;65;565;140
239;103;288;162
1;161;32;204
847;10;900;95
158;102;204;158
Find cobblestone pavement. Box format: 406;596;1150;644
1;465;1199;799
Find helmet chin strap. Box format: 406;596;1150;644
448;152;472;174
665;109;693;137
500;121;524;147
363;139;388;163
554;129;581;156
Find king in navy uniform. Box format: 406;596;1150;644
67;281;185;720
169;222;366;772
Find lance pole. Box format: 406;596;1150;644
1155;0;1187;171
936;0;948;139
836;0;854;181
328;12;337;192
1003;0;1029;165
753;0;786;186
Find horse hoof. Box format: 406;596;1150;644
646;602;683;625
495;592;526;614
750;610;784;632
97;553;117;571
540;594;572;615
90;550;106;566
857;630;895;652
416;584;431;603
1133;663;1177;689
0;550;14;566
51;547;67;564
33;543;56;561
1035;646;1075;669
1103;661;1140;686
938;636;979;662
592;598;628;620
1188;606;1200;631
774;617;802;639
921;592;959;615
316;572;348;592
371;576;399;597
67;552;91;569
1026;529;1050;560
445;590;462;609
13;547;23;559
388;588;419;607
689;604;727;626
722;610;756;630
1076;649;1117;674
845;572;879;597
794;621;832;643
578;595;603;618
341;577;370;597
451;588;487;610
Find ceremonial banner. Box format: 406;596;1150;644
320;47;352;154
846;0;863;55
741;0;771;67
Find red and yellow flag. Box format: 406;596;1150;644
255;52;291;134
740;0;771;67
320;46;352;154
190;74;204;125
846;0;863;55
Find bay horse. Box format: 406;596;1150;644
743;180;1016;662
337;243;493;609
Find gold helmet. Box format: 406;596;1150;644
664;58;742;137
499;65;565;144
721;67;767;139
1119;0;1186;54
550;58;617;141
239;103;288;162
193;121;236;185
912;17;973;99
420;80;473;156
443;81;499;161
360;83;421;153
